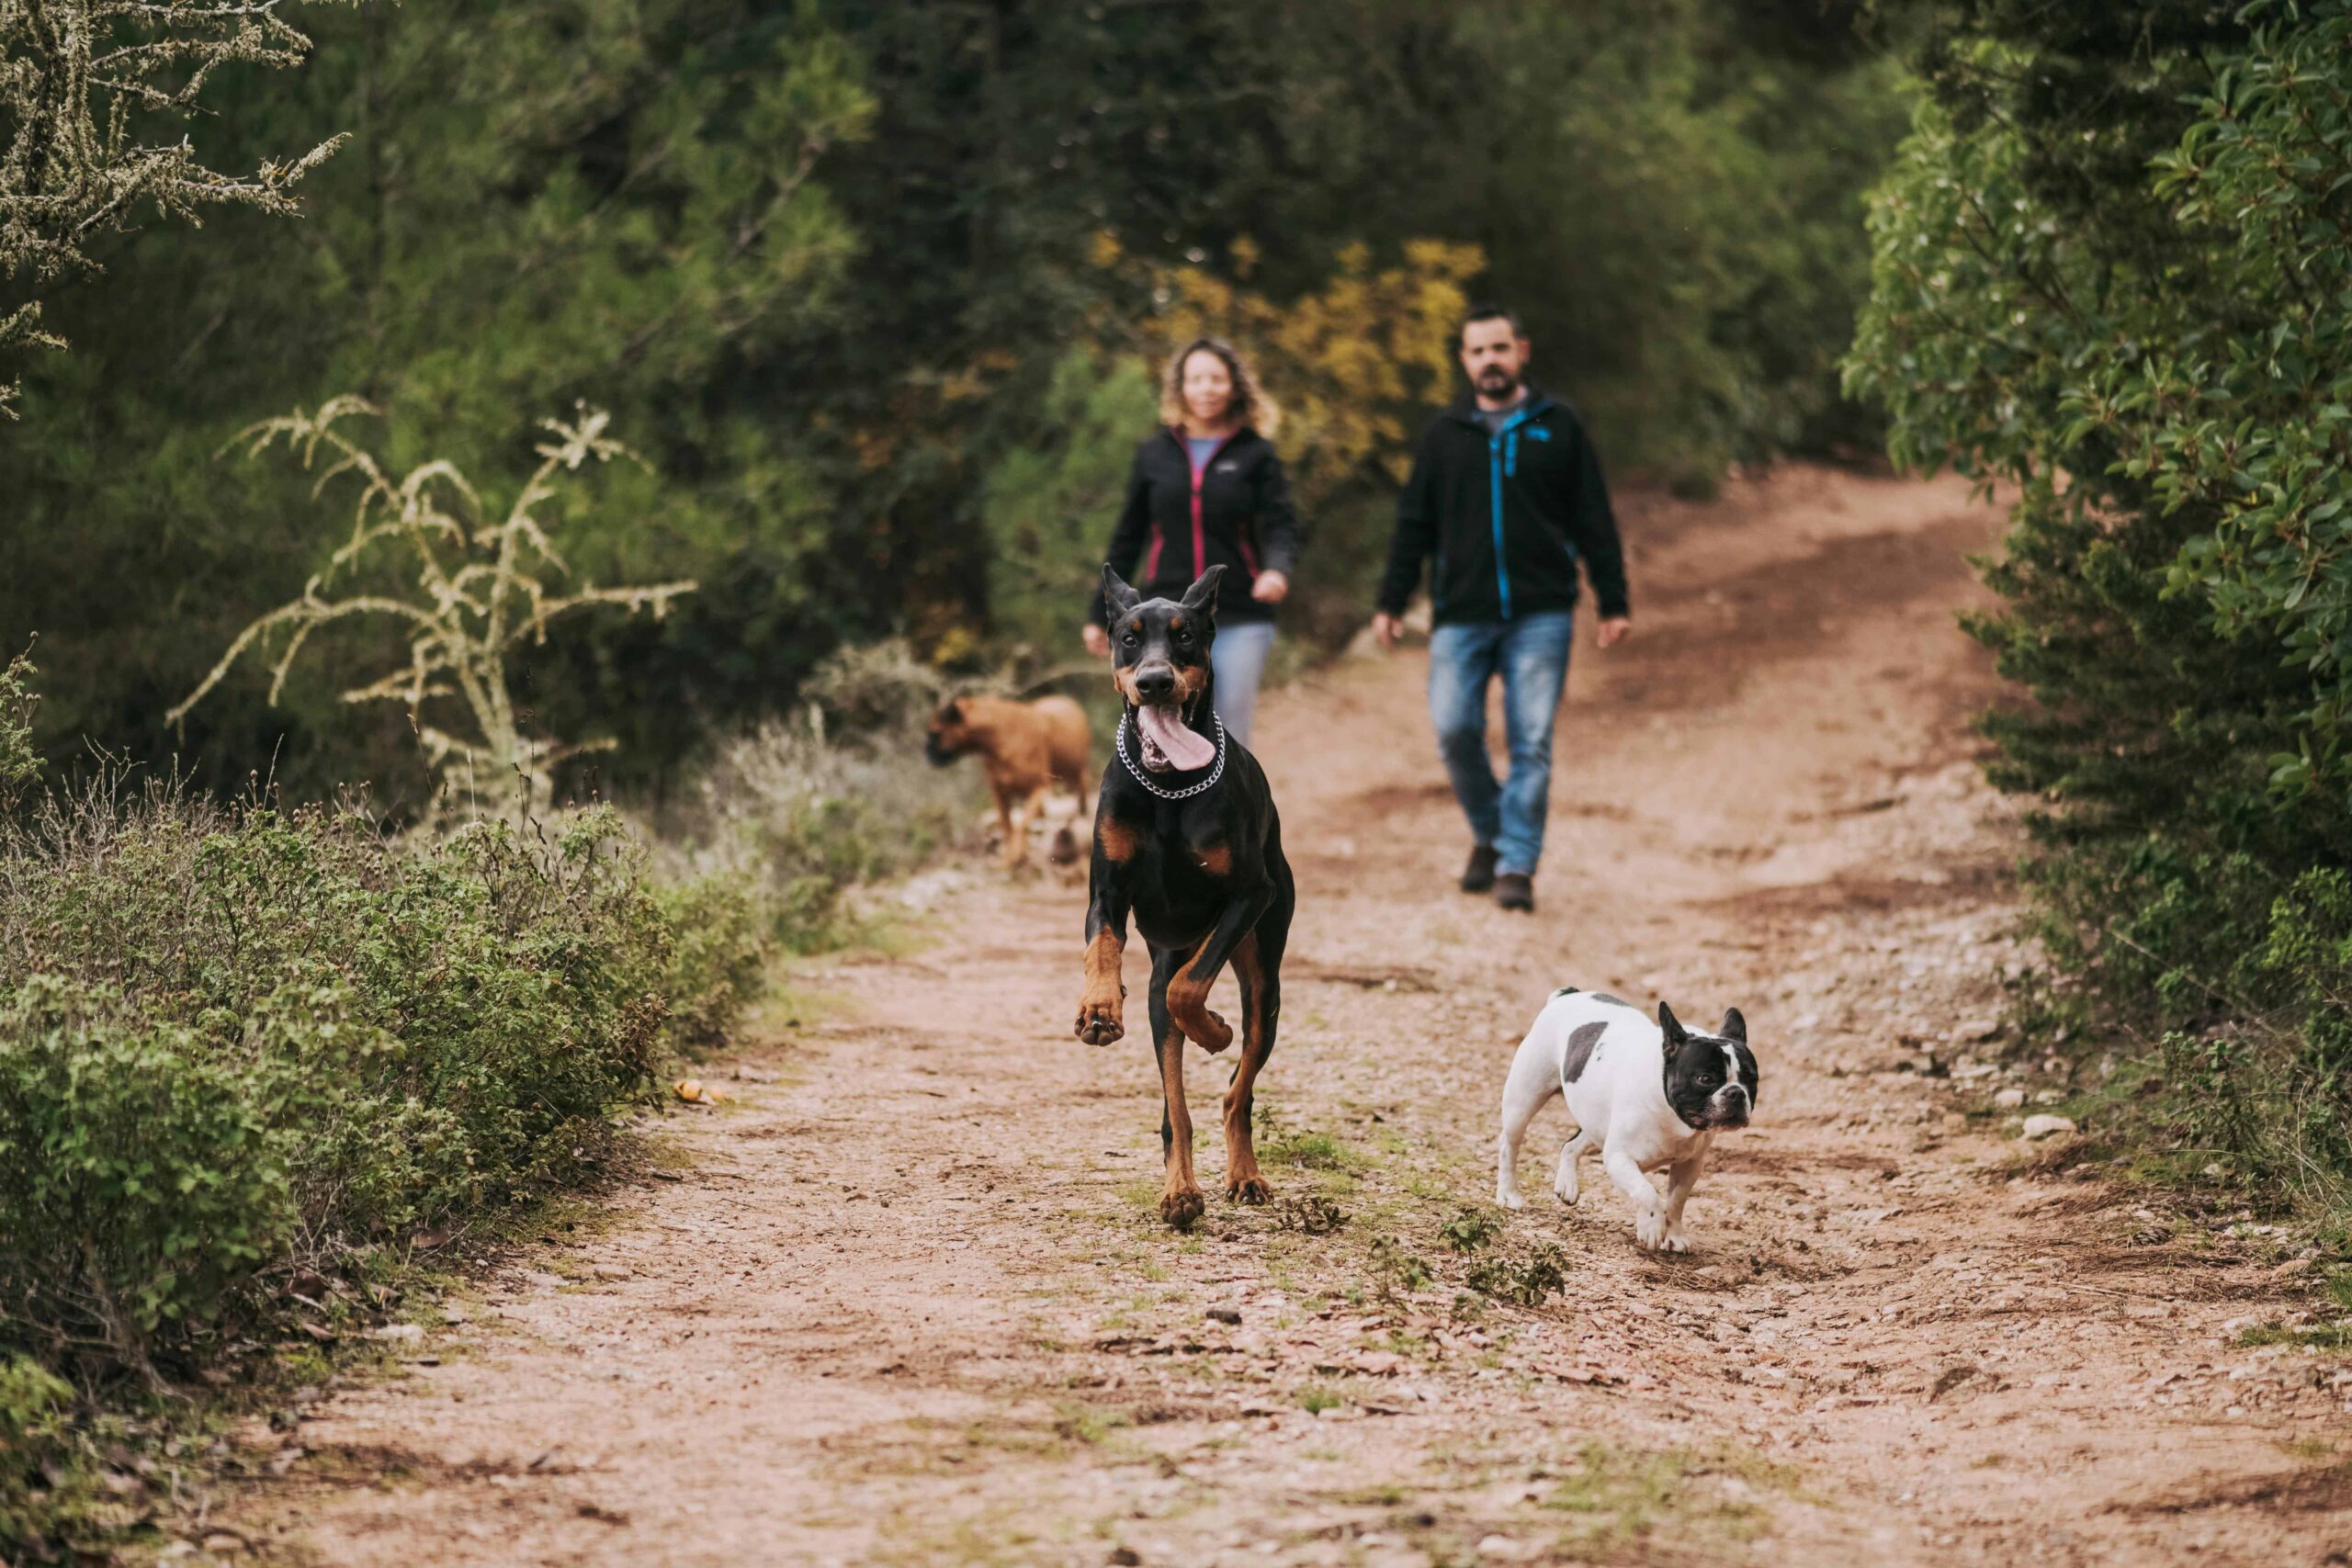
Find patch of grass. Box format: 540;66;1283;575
1268;1130;1355;1169
1544;1438;1797;1550
1051;1403;1132;1446
2235;1322;2352;1351
1295;1384;1349;1415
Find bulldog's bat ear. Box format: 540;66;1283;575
1102;565;1142;619
1658;1001;1688;1044
1719;1007;1746;1043
1180;564;1226;615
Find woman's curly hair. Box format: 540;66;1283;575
1159;336;1281;439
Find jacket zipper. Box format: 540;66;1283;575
1184;430;1241;584
1487;406;1534;620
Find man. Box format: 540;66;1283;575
1371;303;1631;913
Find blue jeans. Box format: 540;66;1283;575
1428;612;1574;877
1211;621;1276;748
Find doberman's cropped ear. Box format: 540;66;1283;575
1719;1007;1747;1043
1102;565;1142;620
1658;1001;1689;1045
1180;565;1226;616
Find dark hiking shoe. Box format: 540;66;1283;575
1460;845;1499;894
1494;873;1535;913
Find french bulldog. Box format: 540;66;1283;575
1495;987;1758;1252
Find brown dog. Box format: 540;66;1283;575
925;694;1091;868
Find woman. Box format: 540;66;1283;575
1084;337;1302;748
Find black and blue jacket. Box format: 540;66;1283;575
1374;389;1629;626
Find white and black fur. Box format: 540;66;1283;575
1495;988;1758;1252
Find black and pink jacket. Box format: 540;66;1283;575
1087;426;1303;627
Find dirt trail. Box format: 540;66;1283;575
232;468;2352;1567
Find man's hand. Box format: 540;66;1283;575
1251;570;1290;604
1371;612;1404;650
1082;623;1110;659
1596;616;1632;649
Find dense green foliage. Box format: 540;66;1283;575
0;788;766;1387
1849;0;2352;1215
2;0;1905;810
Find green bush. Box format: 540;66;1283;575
0;785;704;1377
667;639;980;953
0;978;307;1370
1846;1;2352;1226
657;870;772;1055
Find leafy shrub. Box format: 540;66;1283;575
0;781;693;1376
1466;1244;1569;1308
1846;2;2352;1225
0;978;309;1373
666;639;978;952
657;870;772;1055
1439;1207;1500;1253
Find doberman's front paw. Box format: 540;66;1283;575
1159;1186;1206;1229
1074;993;1125;1046
1227;1174;1272;1205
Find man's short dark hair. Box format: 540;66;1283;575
1459;301;1525;345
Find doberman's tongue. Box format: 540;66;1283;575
1136;703;1216;771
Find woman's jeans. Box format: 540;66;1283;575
1427;611;1574;877
1211;621;1277;748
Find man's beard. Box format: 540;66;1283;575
1476;367;1521;400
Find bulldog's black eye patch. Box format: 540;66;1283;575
1562;1021;1606;1083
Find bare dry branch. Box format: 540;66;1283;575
170;399;695;818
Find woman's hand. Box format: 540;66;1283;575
1082;623;1110;659
1251;570;1290;604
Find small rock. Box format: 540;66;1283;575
1206;1308;1241;1325
2269;1256;2316;1282
370;1323;424;1343
2033;1089;2065;1105
2021;1114;2076;1141
1108;1550;1143;1567
1476;1536;1528;1562
1992;1088;2026;1110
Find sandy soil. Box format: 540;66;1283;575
219;467;2352;1567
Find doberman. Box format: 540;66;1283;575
1075;564;1296;1228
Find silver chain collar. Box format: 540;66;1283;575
1116;709;1227;800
